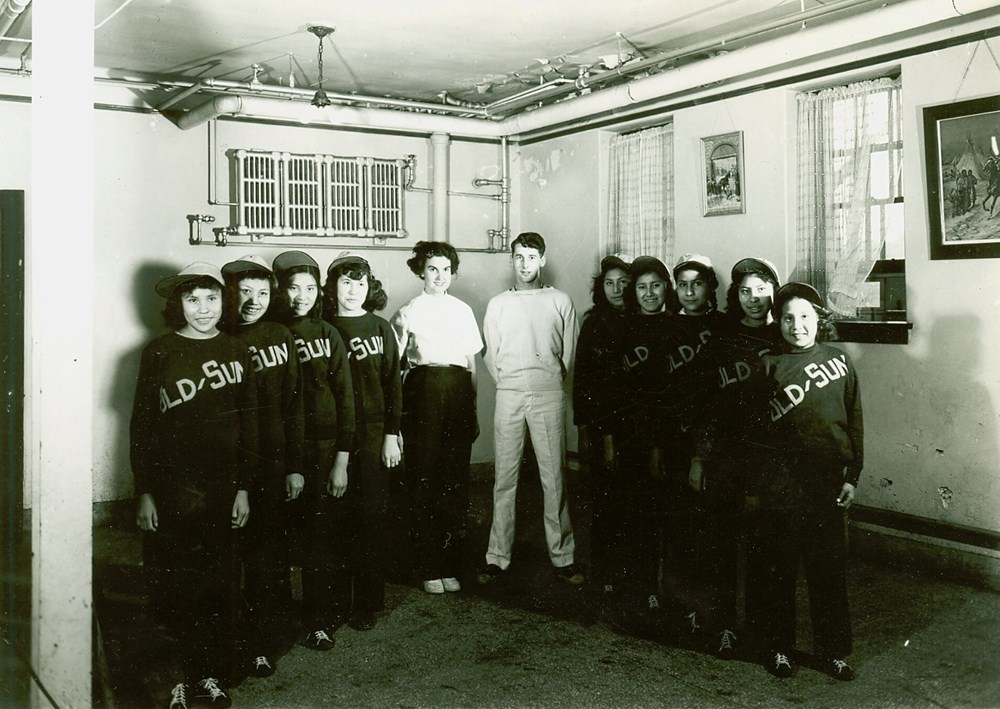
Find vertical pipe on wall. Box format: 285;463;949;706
431;132;450;241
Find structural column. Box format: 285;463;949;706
431;132;450;241
30;1;95;706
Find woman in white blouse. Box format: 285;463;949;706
391;241;483;595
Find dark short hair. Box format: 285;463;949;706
323;261;388;315
162;276;224;331
271;265;323;322
407;241;460;277
725;267;779;320
511;231;546;255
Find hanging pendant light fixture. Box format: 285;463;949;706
308;25;334;108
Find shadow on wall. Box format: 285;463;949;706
851;312;998;529
103;262;176;510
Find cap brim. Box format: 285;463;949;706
222;259;273;278
155;272;225;297
731;258;779;285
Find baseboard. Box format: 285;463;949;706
849;505;1000;592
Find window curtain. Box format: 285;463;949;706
795;78;901;316
608;124;674;263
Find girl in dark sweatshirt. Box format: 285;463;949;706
271;250;355;652
746;282;863;682
221;254;304;678
323;252;402;632
131;262;258;709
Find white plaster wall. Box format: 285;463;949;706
88;111;515;501
844;41;1000;531
518;132;606;452
671;90;796;294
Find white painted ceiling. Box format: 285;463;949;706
1;0;908;114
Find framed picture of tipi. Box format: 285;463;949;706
924;94;1000;260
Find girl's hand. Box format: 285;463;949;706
688;457;705;493
285;473;305;501
836;482;856;508
136;493;158;531
232;490;250;528
327;452;350;497
382;434;401;468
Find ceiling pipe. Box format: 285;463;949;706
0;0;30;39
197;94;501;139
494;0;1000;137
165;76;490;119
176;95;242;130
482;0;886;117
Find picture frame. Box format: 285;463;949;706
923;94;1000;260
701;131;745;216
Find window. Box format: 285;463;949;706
608;124;674;263
234;149;406;239
796;78;908;341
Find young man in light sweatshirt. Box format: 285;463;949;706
477;232;584;586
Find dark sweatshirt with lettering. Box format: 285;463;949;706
234;320;305;494
286;316;355;466
326;312;403;438
130;331;259;498
751;342;864;497
573;306;629;437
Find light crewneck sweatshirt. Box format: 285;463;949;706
483;286;578;391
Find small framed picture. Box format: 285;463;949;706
923;94;1000;260
701;131;745;216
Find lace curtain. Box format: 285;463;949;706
608;124;674;263
795;78;901;316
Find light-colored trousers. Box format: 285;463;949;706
485;388;575;570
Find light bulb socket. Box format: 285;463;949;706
311;89;332;108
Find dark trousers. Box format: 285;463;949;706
330;422;390;615
746;503;853;658
583;430;627;591
144;483;239;683
616;435;663;599
402;366;475;581
680;460;742;630
295;439;350;630
243;485;293;654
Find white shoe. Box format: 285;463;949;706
423;579;445;594
442;577;461;592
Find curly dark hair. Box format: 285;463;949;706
406;240;460;277
162;276;225;331
323;261;388;314
270;265;323;322
725;267;779;321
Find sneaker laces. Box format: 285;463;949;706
253;656;272;670
719;629;736;650
312;629;332;644
198;678;226;700
687;610;700;633
648;594;660;610
832;659;851;673
775;652;792;669
169;683;187;707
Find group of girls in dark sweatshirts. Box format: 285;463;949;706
573;252;862;683
133;244;862;708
